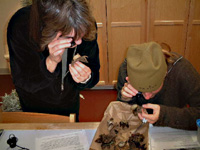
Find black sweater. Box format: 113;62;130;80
117;54;200;130
7;6;100;119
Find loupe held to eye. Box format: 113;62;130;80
70;40;76;47
135;92;153;114
59;36;76;47
136;92;143;104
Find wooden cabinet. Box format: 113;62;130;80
148;0;200;74
87;0;108;86
90;0;200;87
90;0;146;86
107;0;146;85
147;0;190;55
185;0;200;74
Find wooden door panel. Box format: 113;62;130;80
107;0;146;85
97;26;108;85
87;0;108;85
185;0;200;73
154;0;189;20
154;26;186;55
109;0;144;22
148;0;190;55
109;27;142;85
186;26;200;73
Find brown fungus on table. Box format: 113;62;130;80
95;134;116;150
128;133;146;150
119;120;129;129
114;141;129;150
95;117;147;150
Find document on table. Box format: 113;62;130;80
149;126;200;150
36;130;89;150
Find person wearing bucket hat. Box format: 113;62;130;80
127;42;167;93
117;42;200;130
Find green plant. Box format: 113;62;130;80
1;89;22;112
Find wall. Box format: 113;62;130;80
1;0;200;85
0;0;21;74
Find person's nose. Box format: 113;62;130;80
75;38;82;45
143;92;153;100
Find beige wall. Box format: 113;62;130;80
0;0;21;74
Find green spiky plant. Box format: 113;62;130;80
1;89;22;112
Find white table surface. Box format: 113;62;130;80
0;123;200;150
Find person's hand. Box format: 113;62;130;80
48;32;72;64
69;61;91;83
46;32;72;72
121;77;138;99
138;103;160;124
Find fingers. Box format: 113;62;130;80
142;103;158;110
69;61;91;83
48;39;72;55
138;108;153;123
138;104;160;124
121;79;138;98
48;32;73;57
138;112;143;120
49;32;71;49
121;84;134;98
138;109;153;123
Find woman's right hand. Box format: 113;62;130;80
48;32;72;63
121;77;138;99
46;32;72;72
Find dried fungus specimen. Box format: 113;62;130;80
119;121;129;129
95;118;146;150
114;141;129;150
71;53;88;66
128;133;146;150
131;104;142;116
95;134;116;150
107;118;114;131
107;118;121;135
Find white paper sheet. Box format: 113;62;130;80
149;126;200;150
36;130;89;150
0;129;96;149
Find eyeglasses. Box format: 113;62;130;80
70;39;76;47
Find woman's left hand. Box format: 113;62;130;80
138;103;160;124
69;61;91;83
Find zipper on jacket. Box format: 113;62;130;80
61;47;77;91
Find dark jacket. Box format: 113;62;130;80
7;6;100;120
117;53;200;130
